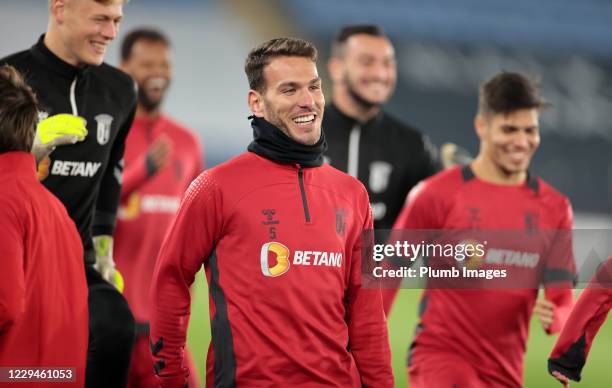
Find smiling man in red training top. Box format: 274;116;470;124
384;71;576;388
149;37;393;388
113;28;203;388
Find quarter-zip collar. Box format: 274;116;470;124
247;116;327;168
30;34;91;80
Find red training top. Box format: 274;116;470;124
384;165;575;388
150;152;393;388
114;114;203;323
0;152;88;387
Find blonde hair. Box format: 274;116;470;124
49;0;129;8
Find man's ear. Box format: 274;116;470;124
327;57;343;84
247;89;265;118
474;114;487;141
50;0;68;24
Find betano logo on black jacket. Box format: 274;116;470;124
260;242;343;277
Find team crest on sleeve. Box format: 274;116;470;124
335;208;348;236
524;211;539;235
95;114;114;145
369;161;393;193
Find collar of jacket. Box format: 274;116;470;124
30;34;91;80
247;116;327;168
0;151;37;178
326;102;384;129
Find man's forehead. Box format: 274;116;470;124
71;0;124;14
132;39;170;52
346;34;394;54
264;56;319;84
493;109;539;123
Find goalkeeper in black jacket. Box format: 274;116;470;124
323;25;440;240
1;1;136;387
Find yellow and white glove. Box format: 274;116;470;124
93;235;122;291
32;114;88;164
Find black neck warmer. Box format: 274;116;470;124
247;116;327;168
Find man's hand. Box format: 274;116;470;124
552;370;570;387
32;114;88;163
146;135;172;173
534;298;555;331
93;235;118;289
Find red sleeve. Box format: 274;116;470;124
195;138;204;179
548;258;612;382
149;171;223;387
394;181;442;230
543;287;574;335
346;195;394;388
541;197;576;335
120;155;150;200
381;181;442;315
543;197;576;287
0;200;25;333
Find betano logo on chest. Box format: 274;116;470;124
51;160;102;177
260;242;343;277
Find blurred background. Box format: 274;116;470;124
1;1;611;387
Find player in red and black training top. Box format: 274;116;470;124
0;65;88;387
548;256;612;386
113;28;203;388
149;38;393;388
383;71;576;388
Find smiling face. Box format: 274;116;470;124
336;34;396;108
121;39;173;113
52;0;124;66
476;108;541;178
249;55;324;146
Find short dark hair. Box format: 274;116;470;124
478;71;547;117
121;28;170;62
331;24;386;58
245;37;318;93
0;65;40;154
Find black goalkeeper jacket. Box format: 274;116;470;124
323;103;440;233
1;35;136;264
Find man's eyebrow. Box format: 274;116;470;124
277;81;299;89
93;14;123;21
277;77;321;89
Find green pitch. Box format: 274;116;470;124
188;273;610;387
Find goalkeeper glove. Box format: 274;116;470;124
32;114;88;164
93;235;119;289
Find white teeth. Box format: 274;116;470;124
146;77;168;89
91;42;106;52
293;114;315;123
